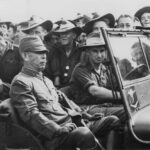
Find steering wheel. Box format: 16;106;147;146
124;64;148;80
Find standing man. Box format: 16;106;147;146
50;20;83;88
135;6;150;27
71;13;85;28
71;13;91;46
7;23;17;44
83;13;115;35
0;34;22;100
116;14;136;29
22;15;53;41
0;21;11;39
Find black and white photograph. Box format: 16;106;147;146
0;0;150;150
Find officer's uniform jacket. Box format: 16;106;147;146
10;67;73;140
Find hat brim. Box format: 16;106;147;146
54;26;82;36
83;13;115;34
22;20;53;34
24;47;48;53
29;49;48;53
79;44;105;50
0;21;12;28
135;7;150;20
73;16;84;22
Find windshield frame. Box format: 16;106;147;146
103;29;150;86
101;28;150;118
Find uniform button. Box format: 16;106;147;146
64;73;68;77
66;66;70;70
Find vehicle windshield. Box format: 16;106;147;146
109;36;150;83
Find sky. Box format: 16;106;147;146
0;0;150;23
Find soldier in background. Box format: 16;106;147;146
49;20;83;88
135;6;150;28
22;15;53;41
83;13;115;35
116;14;136;29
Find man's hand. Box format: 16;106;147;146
82;112;104;121
65;123;77;132
89;113;104;121
55;123;77;136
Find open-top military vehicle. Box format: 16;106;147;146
1;28;150;150
101;27;150;150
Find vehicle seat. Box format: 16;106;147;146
0;98;44;150
0;98;18;123
0;99;78;150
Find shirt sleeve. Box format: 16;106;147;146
72;66;97;90
10;79;60;140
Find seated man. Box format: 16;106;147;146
123;42;150;80
10;35;119;150
131;42;150;66
70;32;126;123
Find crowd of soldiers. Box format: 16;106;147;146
0;6;150;150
